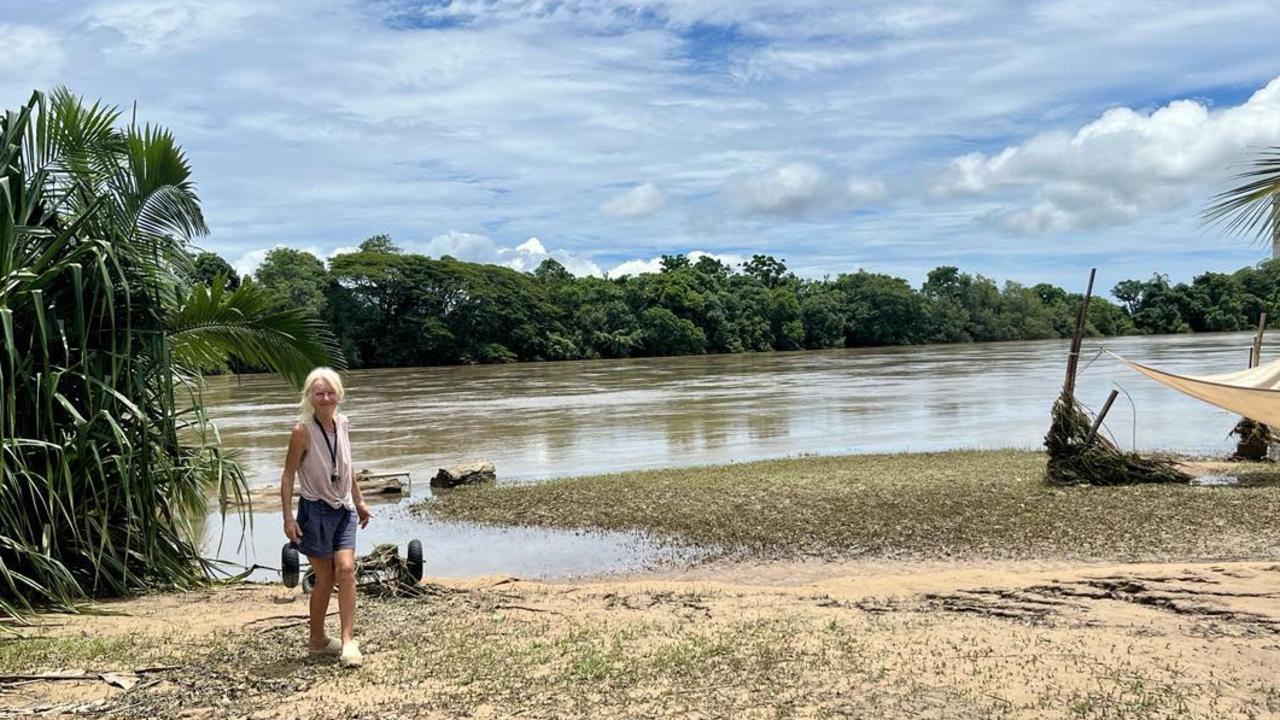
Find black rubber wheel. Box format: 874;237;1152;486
281;543;300;588
301;571;316;594
407;539;424;581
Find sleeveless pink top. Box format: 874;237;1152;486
297;413;354;510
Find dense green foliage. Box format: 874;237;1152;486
247;245;1108;366
1;90;340;617
1112;267;1280;333
233;239;1280;368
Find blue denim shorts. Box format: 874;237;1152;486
296;498;356;559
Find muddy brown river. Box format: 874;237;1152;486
200;332;1273;578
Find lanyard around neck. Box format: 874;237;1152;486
313;416;338;476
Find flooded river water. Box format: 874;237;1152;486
201;332;1273;578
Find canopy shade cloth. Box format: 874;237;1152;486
1109;350;1280;427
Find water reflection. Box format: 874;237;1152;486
203;500;698;582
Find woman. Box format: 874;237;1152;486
281;367;372;668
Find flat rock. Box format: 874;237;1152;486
430;460;496;488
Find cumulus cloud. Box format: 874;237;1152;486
504;237;603;277
722;162;886;217
231;243;326;278
420;231;603;276
415;232;747;279
600;183;667;218
231;249;271;279
421;231;501;262
15;0;1280;288
607;250;745;277
937;76;1280;234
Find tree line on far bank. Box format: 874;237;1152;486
191;235;1280;369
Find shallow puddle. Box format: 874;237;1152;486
200;500;702;583
1191;473;1241;486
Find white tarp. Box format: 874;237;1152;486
1109;350;1280;427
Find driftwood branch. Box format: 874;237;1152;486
0;665;181;691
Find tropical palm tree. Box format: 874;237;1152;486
1202;147;1280;258
0;88;341;618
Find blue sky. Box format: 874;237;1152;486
5;0;1280;291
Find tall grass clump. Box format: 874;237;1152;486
0;89;340;619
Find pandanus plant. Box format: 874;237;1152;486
0;88;341;619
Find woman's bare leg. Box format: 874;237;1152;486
308;556;335;649
334;549;357;644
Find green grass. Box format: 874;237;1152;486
418;450;1280;562
0;633;165;673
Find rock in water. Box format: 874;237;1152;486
430;460;496;488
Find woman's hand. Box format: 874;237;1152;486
284;517;302;543
356;502;373;529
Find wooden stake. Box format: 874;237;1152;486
1251;312;1267;368
1063;268;1097;398
1084;389;1119;447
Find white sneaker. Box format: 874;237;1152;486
340;640;363;668
309;637;341;656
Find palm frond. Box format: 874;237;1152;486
167;276;344;386
1201;147;1280;243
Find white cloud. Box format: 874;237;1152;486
515;237;547;255
231;244;323;278
421;231;501;262
600;183;667;218
607;250;745;277
0;24;64;73
937;76;1280;234
420;232;603;276
0;25;65;100
418;232;748;278
506;236;597;275
13;0;1280;290
607;257;665;276
847;177;890;205
82;0;261;54
723;162;886;217
231;248;272;279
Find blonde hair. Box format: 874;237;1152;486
298;367;345;422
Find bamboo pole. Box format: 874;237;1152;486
1084;389;1119;447
1063;268;1097;398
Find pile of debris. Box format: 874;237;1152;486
1044;269;1189;486
1045;391;1187;486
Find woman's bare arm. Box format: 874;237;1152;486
281;424;309;540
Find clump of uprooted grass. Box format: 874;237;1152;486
1044;393;1190;486
418;449;1280;563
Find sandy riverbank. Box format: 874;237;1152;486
10;449;1280;718
6;557;1280;719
